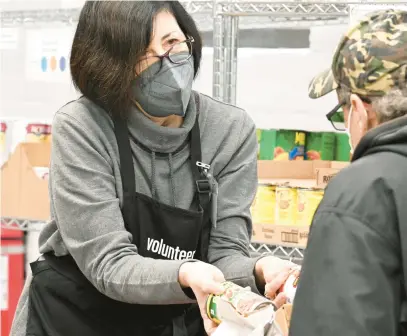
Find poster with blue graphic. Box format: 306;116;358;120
25;27;75;82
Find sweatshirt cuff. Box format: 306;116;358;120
176;259;199;300
218;256;262;294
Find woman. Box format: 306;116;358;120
11;2;295;335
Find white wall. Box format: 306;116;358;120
195;47;339;131
1;24;345;132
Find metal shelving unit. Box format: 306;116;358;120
211;0;383;104
1;217;46;232
250;243;305;263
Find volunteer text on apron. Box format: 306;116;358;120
26;111;213;336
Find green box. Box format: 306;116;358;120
306;132;336;161
259;129;305;161
335;133;351;162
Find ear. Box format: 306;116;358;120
350;94;368;130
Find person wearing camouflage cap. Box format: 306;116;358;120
290;9;407;336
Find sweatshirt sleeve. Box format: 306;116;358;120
49;111;194;305
209;112;291;294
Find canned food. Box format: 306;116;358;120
26;123;51;142
275;186;297;225
278;273;299;304
0;122;7;153
296;189;324;226
206;282;273;326
251;185;276;224
206;294;222;324
46;124;52;142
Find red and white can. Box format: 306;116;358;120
0;122;8;153
278;273;299;304
25;123;51;142
0;120;13;167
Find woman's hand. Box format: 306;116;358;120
254;256;300;308
179;261;225;335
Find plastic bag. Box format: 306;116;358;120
212;310;285;336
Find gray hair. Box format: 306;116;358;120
337;86;407;124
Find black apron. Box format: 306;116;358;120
26;113;213;336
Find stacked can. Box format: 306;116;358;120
25;123;52;142
0;121;10;166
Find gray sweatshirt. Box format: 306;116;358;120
10;92;291;335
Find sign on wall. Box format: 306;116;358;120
25;27;75;83
0;28;19;50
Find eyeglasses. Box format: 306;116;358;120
326;94;371;132
137;37;195;77
326;102;346;132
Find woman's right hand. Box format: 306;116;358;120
179;261;225;335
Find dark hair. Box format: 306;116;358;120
70;1;202;115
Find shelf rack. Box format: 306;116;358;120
211;0;380;104
1;217;46;232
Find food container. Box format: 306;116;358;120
25;123;51;142
306;132;335;161
277;273;299;304
252;185;276;225
259;130;306;161
335;133;351;162
296;188;324;226
275;186;297;225
207;281;275;330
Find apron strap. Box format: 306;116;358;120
190;116;212;264
190;117;211;210
113;116;136;231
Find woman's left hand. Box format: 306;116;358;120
254;256;299;308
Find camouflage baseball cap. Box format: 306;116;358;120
309;9;407;99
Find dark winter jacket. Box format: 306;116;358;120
290;115;407;336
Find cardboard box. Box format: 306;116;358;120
258;160;349;189
316;162;349;188
258;160;330;180
252;223;309;248
316;167;340;188
274;304;292;336
253;161;349;247
1;142;51;220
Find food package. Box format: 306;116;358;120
208;282;286;336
